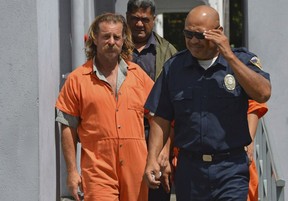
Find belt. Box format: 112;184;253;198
180;147;246;162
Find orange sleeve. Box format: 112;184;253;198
248;100;268;118
55;73;80;117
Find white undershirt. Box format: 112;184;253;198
198;56;218;70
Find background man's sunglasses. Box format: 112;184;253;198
183;30;205;40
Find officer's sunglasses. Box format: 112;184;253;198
183;30;205;40
183;26;221;40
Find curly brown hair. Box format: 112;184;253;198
85;13;134;61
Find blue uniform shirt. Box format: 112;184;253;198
145;48;270;153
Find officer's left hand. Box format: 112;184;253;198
246;144;254;165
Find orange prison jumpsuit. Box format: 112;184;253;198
171;100;268;201
247;100;268;201
56;60;153;201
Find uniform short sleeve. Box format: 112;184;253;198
234;48;270;81
145;69;174;121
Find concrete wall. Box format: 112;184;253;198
38;0;60;200
248;0;288;198
0;0;39;200
115;0;128;16
0;0;59;200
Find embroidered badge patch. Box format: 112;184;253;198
250;56;262;69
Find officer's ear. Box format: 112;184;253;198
218;26;224;32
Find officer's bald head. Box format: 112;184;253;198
185;5;220;30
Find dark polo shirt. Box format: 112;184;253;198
132;34;156;80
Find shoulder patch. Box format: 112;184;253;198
250;56;262;69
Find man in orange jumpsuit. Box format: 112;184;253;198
56;13;153;201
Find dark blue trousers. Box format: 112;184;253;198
175;150;249;201
149;185;171;201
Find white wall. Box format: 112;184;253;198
0;0;39;200
38;0;59;200
0;0;59;200
248;0;288;198
115;0;128;16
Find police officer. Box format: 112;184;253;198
144;5;271;201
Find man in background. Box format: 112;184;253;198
126;1;177;201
